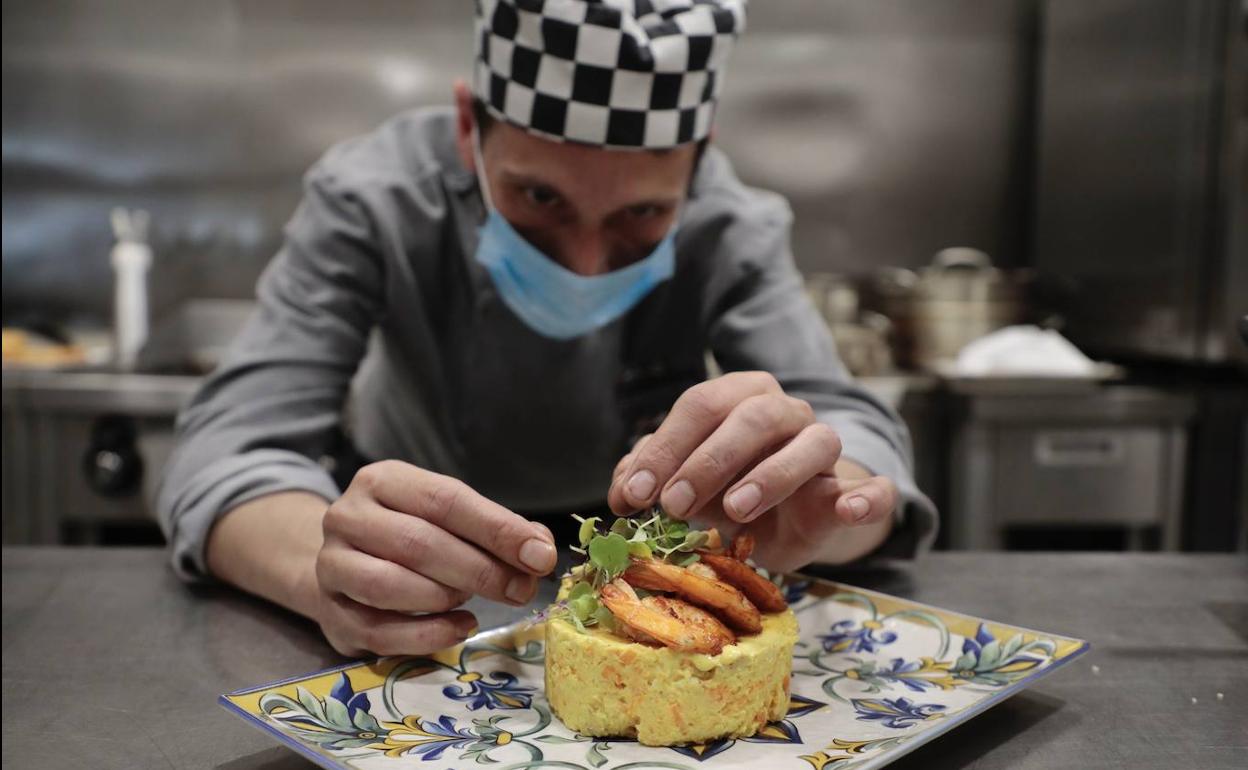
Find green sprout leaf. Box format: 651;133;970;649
567;581;594;602
593;605;616;631
578;517;601;548
676;531;708;552
627;541;653;560
588;532;632;580
569;593;598;622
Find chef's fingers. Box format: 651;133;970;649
324;495;539;606
607;372;782;515
609;434;652;514
831;475;898;527
654;392;815;520
316;546;471;614
346;461;557;576
788;474;897;529
320;593;477;657
613;453;630;483
719;423;842;523
613;433;652;481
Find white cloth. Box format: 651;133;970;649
954;325;1099;377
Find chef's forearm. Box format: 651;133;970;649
205;491;329;621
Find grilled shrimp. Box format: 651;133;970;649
623;559;762;634
697;552;788;613
599;580;733;654
728;532;754;561
648;595;735;653
687;561;718;580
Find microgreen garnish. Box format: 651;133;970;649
572;507;716;587
534;508;720;633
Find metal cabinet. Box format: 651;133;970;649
947;385;1194;550
1;370;198;544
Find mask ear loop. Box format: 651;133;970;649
471;126;495;212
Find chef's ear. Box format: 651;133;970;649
453;79;477;173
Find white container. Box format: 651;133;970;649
110;208;152;371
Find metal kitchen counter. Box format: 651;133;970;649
0;369;933;545
1;368;202;415
2;548;1244;769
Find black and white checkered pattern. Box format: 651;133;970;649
473;0;745;149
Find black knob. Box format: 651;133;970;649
83;415;144;497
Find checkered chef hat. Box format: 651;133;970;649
473;0;747;149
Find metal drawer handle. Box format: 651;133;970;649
1033;431;1126;467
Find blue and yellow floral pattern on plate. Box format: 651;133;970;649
221;576;1088;769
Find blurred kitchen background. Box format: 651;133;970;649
3;0;1245;552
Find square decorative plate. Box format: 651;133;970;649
221;575;1088;769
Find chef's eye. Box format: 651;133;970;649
524;185;562;207
628;204;662;219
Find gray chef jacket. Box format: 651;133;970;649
157;107;937;581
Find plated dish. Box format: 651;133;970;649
222;532;1088;769
542;512;796;745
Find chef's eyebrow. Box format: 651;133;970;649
499;170;681;212
498;169;565;195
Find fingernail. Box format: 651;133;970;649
847;496;870;522
532;524;555;544
726;483;762;521
663;479;696;518
505;575;534;605
627;470;656;502
460;621;480;641
519;538;556;572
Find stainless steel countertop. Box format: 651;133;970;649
2;365;1194;421
1;368;202;416
2;548;1245;769
0;368;938;418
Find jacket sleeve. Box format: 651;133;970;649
705;195;938;558
156;166;387;581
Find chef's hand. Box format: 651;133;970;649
607;372;897;571
314;461;557;656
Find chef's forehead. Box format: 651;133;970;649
471;0;746;151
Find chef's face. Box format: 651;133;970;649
454;80;698;276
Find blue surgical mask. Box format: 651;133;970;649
471;132;676;341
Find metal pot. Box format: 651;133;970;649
875;248;1032;370
805;272;895;376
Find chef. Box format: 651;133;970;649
158;0;936;657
